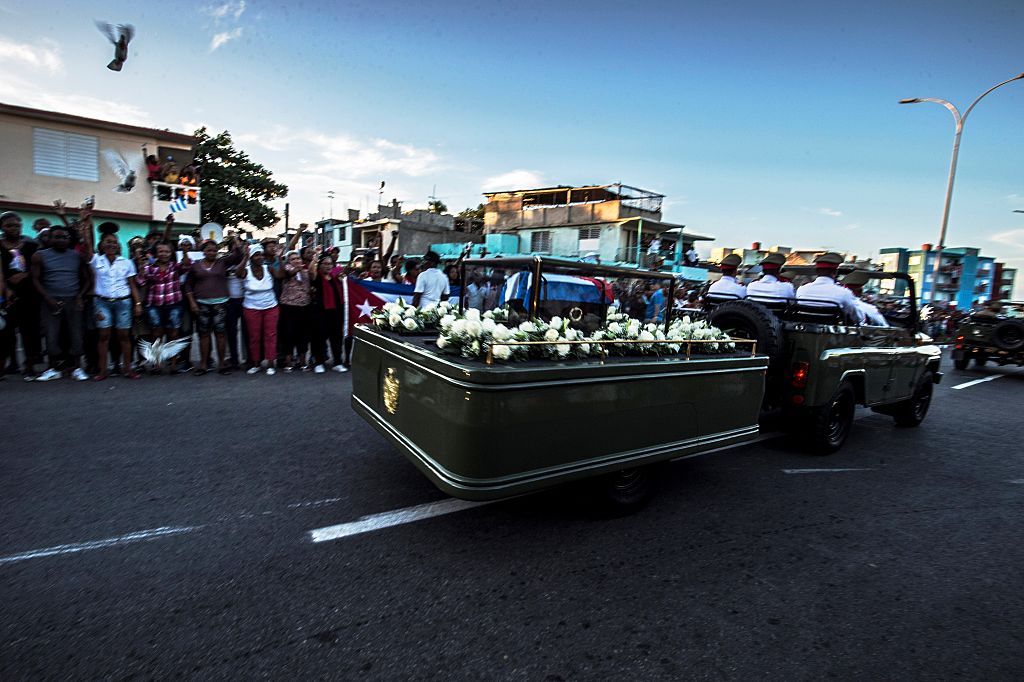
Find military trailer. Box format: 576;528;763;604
951;301;1024;370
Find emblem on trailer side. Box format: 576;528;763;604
383;367;400;414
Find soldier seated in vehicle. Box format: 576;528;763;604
706;253;746;300
841;270;888;326
795;252;861;323
973;301;1002;320
746;252;794;302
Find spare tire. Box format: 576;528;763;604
708;300;785;365
992;320;1024;352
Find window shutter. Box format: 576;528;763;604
33;128;66;177
66;133;99;181
530;231;551;253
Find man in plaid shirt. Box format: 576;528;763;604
135;215;191;372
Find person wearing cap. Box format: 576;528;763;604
796;252;860;322
746;252;795;301
842;270;888;326
707;253;746;299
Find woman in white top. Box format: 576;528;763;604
235;244;279;374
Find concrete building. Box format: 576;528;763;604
710;243;861;267
0;103;199;242
992;263;1017;301
879;244;999;307
481;183;713;270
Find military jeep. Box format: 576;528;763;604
704;268;942;454
952;301;1024;370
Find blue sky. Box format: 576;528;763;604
1;0;1021;290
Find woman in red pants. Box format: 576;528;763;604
235;244;279;375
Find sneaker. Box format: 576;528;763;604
35;368;62;382
283;366;294;373
314;364;325;374
332;364;349;373
72;368;89;381
266;367;276;376
246;367;261;375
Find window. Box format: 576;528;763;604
908;255;922;266
577;226;600;252
33;127;99;181
530;230;551;253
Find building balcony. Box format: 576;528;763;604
151;181;200;225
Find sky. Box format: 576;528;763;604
1;0;1022;293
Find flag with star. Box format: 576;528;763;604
344;278;462;335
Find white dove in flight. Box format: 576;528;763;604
137;338;191;369
102;149;138;192
95;21;135;72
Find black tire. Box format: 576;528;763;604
809;382;856;454
596;466;656;515
992;321;1024;352
708;300;784;364
892;371;934;427
953;354;969;370
974;355;988;368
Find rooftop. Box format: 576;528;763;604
0;102;195;146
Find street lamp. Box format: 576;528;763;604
899;71;1024;303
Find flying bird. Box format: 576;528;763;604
95;21;135;72
137;338;191;369
102;149;138;192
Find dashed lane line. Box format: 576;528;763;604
782;468;876;474
0;525;202;566
309;498;497;543
950;375;1004;391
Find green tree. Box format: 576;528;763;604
457;204;485;220
192;127;288;229
428;199;448;214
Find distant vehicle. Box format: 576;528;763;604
952;301;1024;370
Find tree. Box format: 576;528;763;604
427;199;448;214
192;127;288;230
458;204;485;220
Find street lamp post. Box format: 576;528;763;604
899;71;1024;304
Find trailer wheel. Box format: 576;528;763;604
974;354;988;368
597;466;657;514
953;354;969;370
809;382;855;454
892;371;934;428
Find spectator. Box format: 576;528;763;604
465;272;486;310
412;251;449;309
163;162;180;185
225;253;247;371
362;260;384;281
31;222;92;381
309;252;347;374
142;146;162;183
445;264;461;288
646;282;666;322
82;218;142;381
179;164;199;204
279;249;312;371
402;258;420;286
136;220;191;374
185;236;244;375
0;211;43;378
236;245;279;375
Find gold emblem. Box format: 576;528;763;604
383;367;400;414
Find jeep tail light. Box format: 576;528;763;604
955;334;964;350
791;361;810;389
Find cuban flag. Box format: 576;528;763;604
344;278;462;335
499;272;614;306
168;197;188;213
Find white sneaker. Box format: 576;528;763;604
72;368;89;381
314;364;325;374
35;368;62;382
246;367;260;375
266;367;276;376
332;364;349;373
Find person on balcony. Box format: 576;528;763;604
179;164;199;204
142;146;163;183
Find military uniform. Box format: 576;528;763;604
796;252;860;321
746;253;795;301
707;253;746;299
842;270;888;326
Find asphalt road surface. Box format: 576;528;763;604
2;352;1023;679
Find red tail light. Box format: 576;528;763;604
791;361;809;389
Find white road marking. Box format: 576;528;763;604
1007;479;1024;485
287;497;344;509
950;375;1004;390
0;526;201;566
309;498;495;544
782;468;875;474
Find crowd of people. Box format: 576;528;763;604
0;207;453;382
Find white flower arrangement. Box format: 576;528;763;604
371;298;456;333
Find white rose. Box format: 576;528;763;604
544;328;560;342
579;343;591;356
481;318;497;334
452;319;468;335
388;313;402;327
556;343;571;357
465;308;481;322
466;320;483;337
550;316;563;330
483;310;493;319
436;336;448;349
607;306;618;316
403;307;416;319
681;315;691;325
423;303;437;313
565;328;579;341
440;314;456;331
518;321;537;333
493;324;511;341
645;323;657;333
607;322;622;335
492;344;511;360
470;340;481;354
639;330;655;342
403;318;418;331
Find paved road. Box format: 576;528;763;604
2;353;1023;679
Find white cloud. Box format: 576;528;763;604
481;169;546;192
206;1;246;20
819;207;842;217
210;27;243;52
0;69;156;127
990;229;1024;251
0;37;61;74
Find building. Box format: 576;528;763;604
710;243;861;268
992;263;1017;301
879;244;999;307
481;183;714;271
0;102;199;242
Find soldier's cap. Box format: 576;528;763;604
814;251;844;266
760;252;786;268
719;253;742;268
842;269;872;287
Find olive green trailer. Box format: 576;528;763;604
351;326;769;501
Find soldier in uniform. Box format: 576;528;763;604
746;252;795;301
796;252;860;322
707;253;746;299
841;270;888;326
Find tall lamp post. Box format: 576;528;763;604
899;71;1024;304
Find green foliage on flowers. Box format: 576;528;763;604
434;306;734;362
371;299;456;333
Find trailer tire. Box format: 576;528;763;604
992;320;1024;352
809;382;856;454
708;300;784;364
953;354;969;370
596;466;657;515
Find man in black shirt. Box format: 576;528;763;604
0;211;42;378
